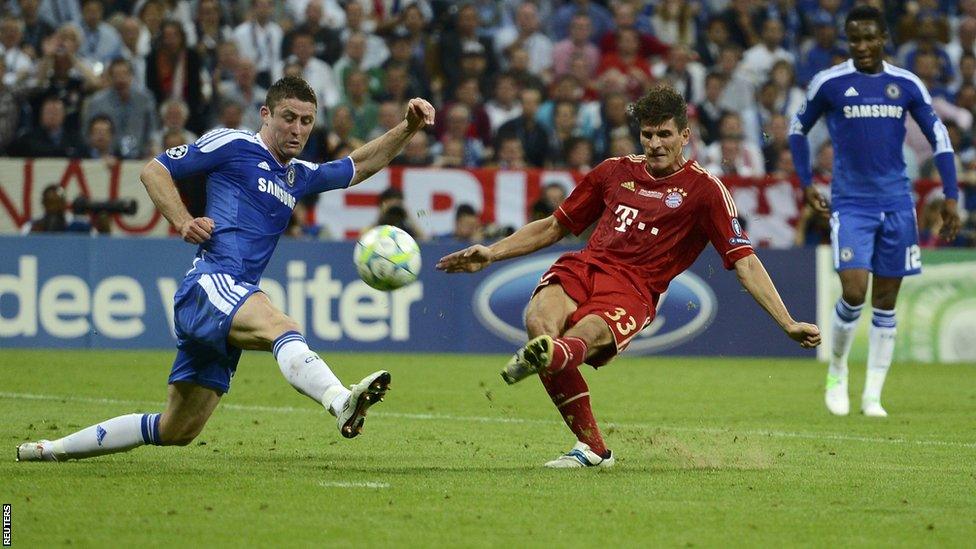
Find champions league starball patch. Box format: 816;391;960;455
286;165;296;187
165;145;188;159
885;83;901;99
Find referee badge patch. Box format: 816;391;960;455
286;166;296;187
885;83;901;99
166;145;188;159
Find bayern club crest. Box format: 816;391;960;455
664;187;687;208
286;165;296;187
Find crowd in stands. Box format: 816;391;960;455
4;0;976;246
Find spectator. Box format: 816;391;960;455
550;0;613;43
392;130;432;166
38;0;82;29
597;27;653;100
563;135;594;171
552;13;599;77
233;0;283;88
457;43;493;100
438;3;496;92
913;51;953;101
383;29;430;98
18;0;56;59
899;15;954;86
954;53;976;93
608;132;639;157
339;1;388;69
761;112;790;173
796;10;845;85
285;0;345;29
947;16;976;69
1;16;34;89
326;104;364;152
373;63;412;104
768;60;806;117
0;58;18;153
530;197;554;221
432;137;466;168
22;184;91;234
539;74;601;138
441;76;492;145
287;30;340;121
505;45;546;93
31;29;97;133
82;58;157;159
548;100;581;165
702;111;764;177
601;1;670;59
78;0;121;66
216;99;243;129
442;203;484;242
490;133;527;169
719;0;761;49
115;16;147;87
652;0;699;48
484;72;522;135
696;17;731;68
193;0;234;71
430;103;486;167
333;31;383;96
596;91;638;157
697;72;727;145
373;186;423;239
84;114;118;161
369;100;402;139
715;45;755;114
217;57;265;131
136;1;165;53
654;43;706;105
542;181;567;209
209;39;239;88
739;18;794;87
281;0;342;66
145;20;205;133
494;1;553;77
12;95;83;157
496;86;549;167
340;69;379;141
151;98;196;154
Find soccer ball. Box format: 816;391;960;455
353;225;422;291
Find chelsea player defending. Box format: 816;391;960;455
789;6;961;418
17;77;435;461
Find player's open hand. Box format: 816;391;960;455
436;245;494;273
179;217;214;244
939;198;961;242
803;186;830;217
405;98;435;132
785;321;821;348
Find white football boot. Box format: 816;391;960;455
544;441;615;469
336;371;391;438
501;335;554;385
16;440;59;462
824;372;850;416
861;396;888;418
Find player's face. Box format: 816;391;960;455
846;20;886;73
639;118;691;176
263;98;316;160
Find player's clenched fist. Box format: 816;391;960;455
179;217;214;244
405;98;435;131
785;321;821;348
436;244;494;273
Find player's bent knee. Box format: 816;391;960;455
525;314;560;339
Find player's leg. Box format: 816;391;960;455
826;210;877;415
17;382;220;462
229;292;389;437
860;275;902;417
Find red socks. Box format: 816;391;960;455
539;367;608;457
547;336;588;374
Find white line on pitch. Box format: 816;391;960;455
318;481;389;489
2;391;974;450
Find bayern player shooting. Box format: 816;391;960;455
17;77;436;461
437;86;821;469
788;6;961;418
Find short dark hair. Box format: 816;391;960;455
455;203;477;220
265;76;317;114
630;85;688;130
88;114;114;132
845;5;887;34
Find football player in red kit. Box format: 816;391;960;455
436;86;821;468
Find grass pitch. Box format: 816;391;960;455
1;349;974;547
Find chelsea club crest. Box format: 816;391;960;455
286;165;296;187
885;83;901;99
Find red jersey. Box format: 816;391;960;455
553;155;754;303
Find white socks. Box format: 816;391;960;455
273;331;350;415
51;413;161;460
829;298;863;380
864;308;896;403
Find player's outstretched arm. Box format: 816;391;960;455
733;254;821;348
436;215;569;273
348;98;435;186
140;160;214;244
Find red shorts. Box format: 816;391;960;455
533;254;655;367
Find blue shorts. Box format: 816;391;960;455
169;271;261;394
829;207;921;278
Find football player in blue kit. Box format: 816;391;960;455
17;77;435;461
789;6;961;417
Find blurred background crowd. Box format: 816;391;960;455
3;0;975;245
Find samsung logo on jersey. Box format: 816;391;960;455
257;177;296;209
473;254;717;353
843;104;904;119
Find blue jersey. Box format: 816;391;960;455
154;128;354;284
790;60;953;211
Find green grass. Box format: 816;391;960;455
1;350;975;547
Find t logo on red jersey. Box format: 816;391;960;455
613;205;639;233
